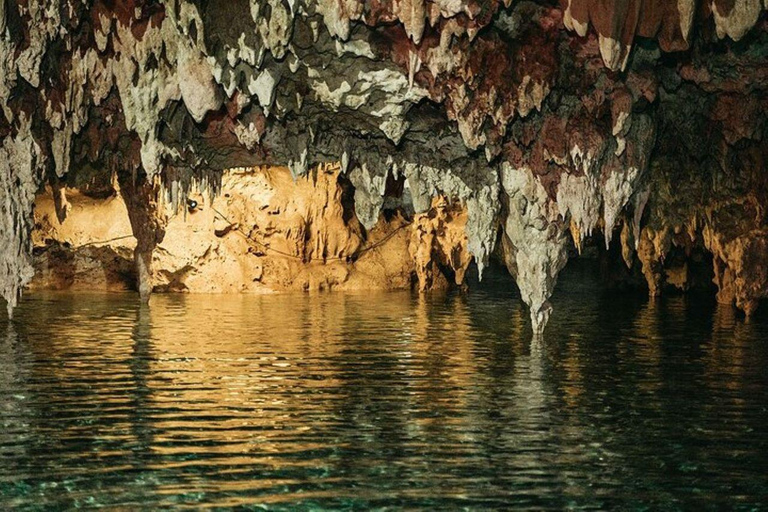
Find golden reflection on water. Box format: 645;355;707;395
1;277;768;509
131;291;504;495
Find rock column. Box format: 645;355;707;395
118;171;166;303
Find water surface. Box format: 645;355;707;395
1;263;767;510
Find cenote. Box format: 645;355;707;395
2;0;768;510
1;263;767;510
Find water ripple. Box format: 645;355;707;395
1;264;767;509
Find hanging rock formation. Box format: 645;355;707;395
1;0;767;333
410;196;472;291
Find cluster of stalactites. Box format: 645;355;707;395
632;201;768;318
289;148;656;334
563;0;767;71
1;0;765;333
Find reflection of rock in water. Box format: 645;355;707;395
1;275;768;507
0;323;31;463
512;336;551;466
708;302;754;387
129;304;155;466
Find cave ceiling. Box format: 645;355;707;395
1;0;766;332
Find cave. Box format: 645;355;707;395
1;0;767;508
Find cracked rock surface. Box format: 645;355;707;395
2;0;767;333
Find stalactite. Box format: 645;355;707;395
117;171;167;302
0;116;43;317
500;164;570;336
409;196;472;291
0;0;764;328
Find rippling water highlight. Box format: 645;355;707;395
1;262;767;509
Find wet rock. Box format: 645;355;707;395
0;0;765;333
31;165;471;295
500;164;570;336
409;196;472;291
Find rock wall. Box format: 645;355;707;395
32;164;468;294
2;0;767;333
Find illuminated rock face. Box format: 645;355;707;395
31;164;447;294
1;1;767;333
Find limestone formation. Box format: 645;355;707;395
410;196;472;291
32;165;433;294
1;0;766;334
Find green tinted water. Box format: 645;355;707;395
1;263;767;510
